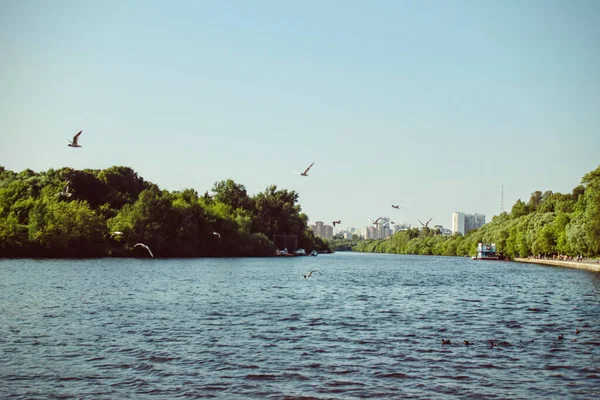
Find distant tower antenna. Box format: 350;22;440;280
501;185;504;213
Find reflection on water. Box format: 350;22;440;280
1;253;599;398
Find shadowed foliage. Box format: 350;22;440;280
0;166;328;258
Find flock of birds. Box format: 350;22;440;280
62;132;426;271
63;130;223;259
442;328;582;348
62;133;590;349
291;161;427;231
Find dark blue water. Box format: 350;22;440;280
1;253;599;399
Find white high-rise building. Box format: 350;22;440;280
377;217;390;239
452;213;464;235
452;212;485;235
314;221;324;238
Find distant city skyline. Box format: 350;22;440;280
1;1;598;230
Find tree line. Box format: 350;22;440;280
351;165;600;259
0;166;330;257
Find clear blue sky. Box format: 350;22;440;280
1;0;599;231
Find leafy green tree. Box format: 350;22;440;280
28;198;106;256
580;166;600;255
212;179;253;211
511;199;529;218
98;166;148;210
107;187;175;256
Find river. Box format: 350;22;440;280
1;252;599;399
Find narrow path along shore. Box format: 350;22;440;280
514;257;600;272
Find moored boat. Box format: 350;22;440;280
473;243;504;260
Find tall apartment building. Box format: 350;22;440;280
377;217;390;239
323;225;334;240
363;226;377;239
452;212;486;235
310;221;334;240
314;221;324;237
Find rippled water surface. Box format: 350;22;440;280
1;253;600;399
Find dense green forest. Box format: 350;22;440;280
353;165;600;259
0;166;330;258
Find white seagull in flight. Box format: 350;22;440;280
134;243;154;258
304;270;321;279
66;130;83;148
368;217;383;225
292;162;314;177
56;181;72;198
418;218;433;228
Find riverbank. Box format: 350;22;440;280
515;257;600;272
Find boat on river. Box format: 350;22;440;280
473;243;503;260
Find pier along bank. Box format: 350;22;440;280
515;257;600;272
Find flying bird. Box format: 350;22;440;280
332;220;341;227
134;243;154;258
66;130;82;148
418;218;433;228
304;270;321;279
110;231;123;237
56;181;72;198
292;162;314;177
368;217;383;225
391;205;402;209
212;232;221;238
